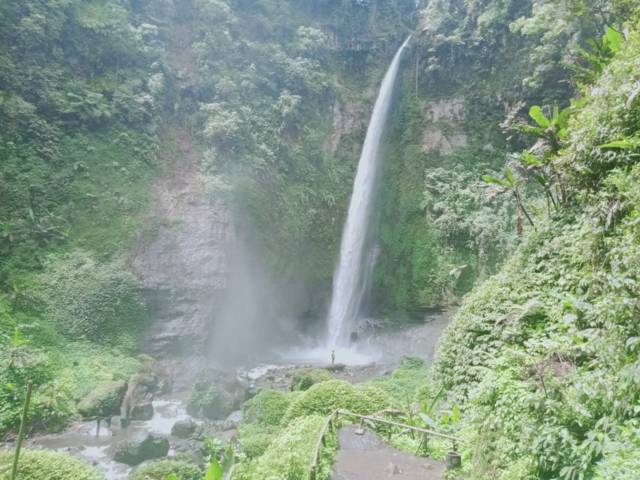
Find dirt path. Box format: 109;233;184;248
333;426;446;480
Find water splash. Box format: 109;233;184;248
327;37;411;347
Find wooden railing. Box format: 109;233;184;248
308;409;463;480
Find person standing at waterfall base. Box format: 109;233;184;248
331;349;335;365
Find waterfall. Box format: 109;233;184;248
327;37;411;347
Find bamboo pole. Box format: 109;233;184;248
11;381;33;480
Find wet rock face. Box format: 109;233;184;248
112;434;170;466
130;130;234;355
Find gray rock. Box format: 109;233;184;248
130;402;154;421
171;418;197;438
112;434;169;466
129;139;234;356
222;410;243;430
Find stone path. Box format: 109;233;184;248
333;426;446;479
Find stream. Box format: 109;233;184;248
14;311;452;479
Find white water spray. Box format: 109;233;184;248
327;37;411;347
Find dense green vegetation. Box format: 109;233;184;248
0;449;102;480
3;0;640;479
431;4;640;478
0;0;159;437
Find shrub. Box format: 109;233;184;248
238;415;334;480
36;250;146;345
370;357;429;403
237;423;279;459
242;389;291;427
0;449;102;480
128;459;202;480
284;380;390;423
290;368;333;391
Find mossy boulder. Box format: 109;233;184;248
0;449;103;480
77;380;127;419
171;418;197;438
186;369;247;420
242;389;292;427
112;434;169;466
187;383;235;420
290;368;333;391
284;380;391;423
128;458;202;480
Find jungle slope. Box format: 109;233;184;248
433;12;640;480
373;0;621;313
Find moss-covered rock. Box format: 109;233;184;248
290;368;333;391
77;380;126;419
187;383;235;420
112;434;169;466
128;458;202;480
0;449;103;480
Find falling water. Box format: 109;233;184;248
327;37;411;347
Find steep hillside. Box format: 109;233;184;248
433;6;640;479
373;0;621;312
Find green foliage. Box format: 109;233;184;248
370;357;429;404
237;423;280;459
429;17;640;479
242;389;292;427
0;449;102;480
128;459;203;480
35;251;146;345
233;415;334;480
562;28;640;190
284;380;390;423
290;368;333;392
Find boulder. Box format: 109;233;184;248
77;380;127;419
171;419;197;438
112;434;169;466
222;410;243;430
186;369;248;420
130;402;154;421
121;360;168;425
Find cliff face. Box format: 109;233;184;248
130;128;234;355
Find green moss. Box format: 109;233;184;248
128;459;203;480
0;450;103;480
77;380;126;419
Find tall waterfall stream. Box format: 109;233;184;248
327;37;411;347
